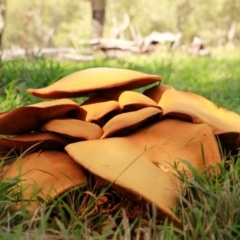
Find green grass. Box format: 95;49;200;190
0;50;240;239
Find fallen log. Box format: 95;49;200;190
81;31;182;53
0;31;184;60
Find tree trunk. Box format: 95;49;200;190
0;0;6;49
91;0;106;38
227;21;236;44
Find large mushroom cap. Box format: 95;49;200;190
41;118;103;140
65;119;221;222
0;99;82;135
65;137;181;223
27;68;161;99
151;88;240;134
127;119;221;172
3;151;86;210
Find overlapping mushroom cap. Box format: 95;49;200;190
101;89;160;111
101;107;162;138
0;99;82;135
144;85;240;134
80;96;121;126
41;118;103;140
1;67;240;224
27;67;161;98
3;151;86;210
65;119;220;222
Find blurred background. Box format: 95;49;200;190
0;0;239;57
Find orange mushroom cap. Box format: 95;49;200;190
80;96;122;126
27;68;161;99
101;107;162;138
41;118;103;140
127;119;221;172
0;99;82;135
101;89;160;111
144;84;174;103
65;137;181;223
65;119;221;222
3;151;86;210
149;87;240;134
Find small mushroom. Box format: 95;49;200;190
101;89;160;111
80;96;122;126
101;107;162;138
41;118;103;140
3;151;86;210
0;99;82;135
27;68;161;99
65;119;221;222
144;84;174;103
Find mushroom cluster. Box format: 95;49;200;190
1;67;240;223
